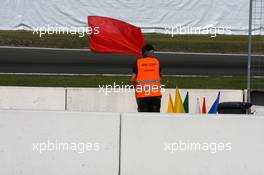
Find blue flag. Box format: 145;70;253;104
208;92;220;114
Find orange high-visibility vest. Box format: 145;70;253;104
135;57;161;98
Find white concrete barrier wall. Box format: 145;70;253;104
252;105;264;115
0;86;65;111
1;110;264;175
66;88;138;113
0;86;244;112
0;110;120;175
67;88;244;113
121;113;264;175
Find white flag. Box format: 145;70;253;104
195;98;201;114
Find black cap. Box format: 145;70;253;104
142;44;157;56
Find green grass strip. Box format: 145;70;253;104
1;74;262;90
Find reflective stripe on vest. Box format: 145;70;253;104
136;79;161;85
135;57;161;98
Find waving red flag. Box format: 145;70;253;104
88;16;145;56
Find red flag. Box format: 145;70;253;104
88;16;145;56
202;97;207;114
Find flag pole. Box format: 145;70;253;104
247;0;253;103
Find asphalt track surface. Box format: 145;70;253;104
0;47;263;76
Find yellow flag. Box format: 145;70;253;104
167;93;174;113
174;86;185;113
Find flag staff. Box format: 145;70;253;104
247;0;253;103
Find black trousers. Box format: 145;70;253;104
136;96;161;112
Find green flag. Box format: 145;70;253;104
183;92;189;113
